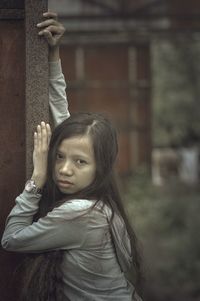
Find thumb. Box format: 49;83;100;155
41;30;55;46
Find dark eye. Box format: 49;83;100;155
76;159;87;165
56;153;64;160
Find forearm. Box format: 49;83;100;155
1;193;88;253
1;190;41;250
49;45;60;62
49;59;70;127
38;12;69;127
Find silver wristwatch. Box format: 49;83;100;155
25;179;42;194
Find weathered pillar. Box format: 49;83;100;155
0;1;48;300
25;0;49;177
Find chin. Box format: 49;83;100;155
58;187;74;194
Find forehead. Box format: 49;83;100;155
58;135;94;155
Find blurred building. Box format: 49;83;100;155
48;0;200;175
49;0;152;175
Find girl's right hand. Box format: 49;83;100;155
31;122;51;189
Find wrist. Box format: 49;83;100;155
31;173;46;189
49;46;60;62
25;179;43;194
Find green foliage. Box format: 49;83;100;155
123;171;200;301
152;36;200;147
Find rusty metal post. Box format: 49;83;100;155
25;0;49;178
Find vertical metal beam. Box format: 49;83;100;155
25;0;48;178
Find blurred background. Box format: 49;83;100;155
48;1;200;300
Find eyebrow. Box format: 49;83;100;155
57;148;91;160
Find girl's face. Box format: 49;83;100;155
53;134;96;195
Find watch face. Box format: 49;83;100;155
25;180;42;194
25;180;36;192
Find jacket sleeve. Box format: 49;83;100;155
49;60;70;127
1;190;90;253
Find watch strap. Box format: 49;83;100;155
25;179;42;194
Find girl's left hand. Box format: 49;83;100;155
31;122;52;189
37;11;65;48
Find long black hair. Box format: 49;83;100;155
21;112;143;300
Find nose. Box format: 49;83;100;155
59;160;73;176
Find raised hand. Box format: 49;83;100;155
31;122;52;189
37;11;65;48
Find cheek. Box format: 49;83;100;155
81;167;96;185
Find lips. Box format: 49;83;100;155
57;180;74;186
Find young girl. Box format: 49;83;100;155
1;12;143;301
